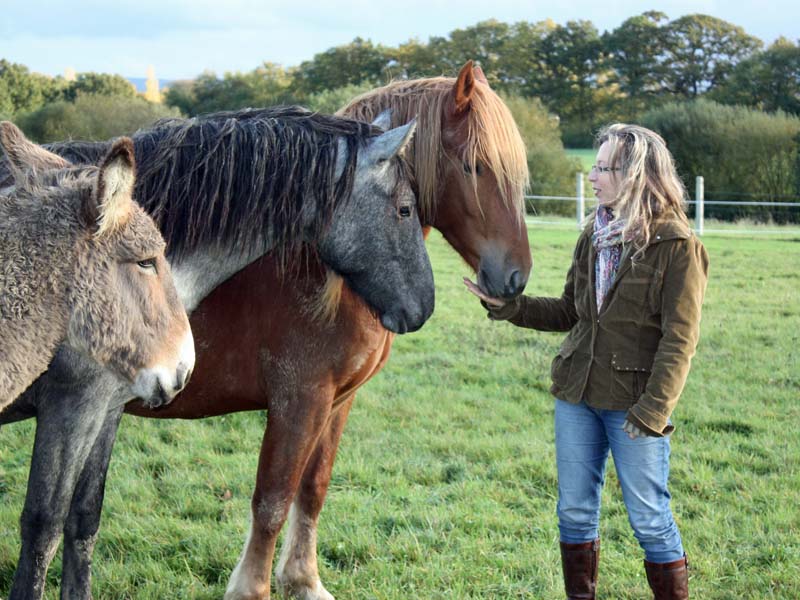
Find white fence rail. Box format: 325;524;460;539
525;174;800;235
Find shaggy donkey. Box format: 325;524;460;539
0;122;194;411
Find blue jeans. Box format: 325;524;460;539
555;398;684;563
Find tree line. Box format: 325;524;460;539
2;12;799;217
3;12;798;145
162;12;799;145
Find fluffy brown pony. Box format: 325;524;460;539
0;122;194;410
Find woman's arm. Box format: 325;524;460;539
626;238;710;435
464;257;580;332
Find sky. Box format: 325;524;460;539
3;1;799;81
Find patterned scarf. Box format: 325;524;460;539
592;206;627;312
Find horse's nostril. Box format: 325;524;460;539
505;269;525;297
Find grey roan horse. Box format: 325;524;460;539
0;107;434;599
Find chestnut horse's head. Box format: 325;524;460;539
0;122;195;406
341;61;532;301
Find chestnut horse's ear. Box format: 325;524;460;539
473;64;489;85
453;60;476;116
88;137;136;237
0;121;71;181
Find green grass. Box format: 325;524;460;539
1;226;799;599
564;148;595;173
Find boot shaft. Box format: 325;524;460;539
644;555;689;600
560;539;599;600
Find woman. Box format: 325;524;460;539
465;124;708;599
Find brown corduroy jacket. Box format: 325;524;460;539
489;218;709;436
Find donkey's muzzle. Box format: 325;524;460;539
176;362;193;392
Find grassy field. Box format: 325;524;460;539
1;225;799;599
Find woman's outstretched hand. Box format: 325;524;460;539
463;277;507;307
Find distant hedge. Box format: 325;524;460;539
502;95;582;215
16;94;181;143
641;99;800;222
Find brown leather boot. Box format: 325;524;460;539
560;539;599;599
644;555;689;599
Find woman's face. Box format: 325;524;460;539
588;141;620;207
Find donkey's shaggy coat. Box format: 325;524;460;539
0;122;193;410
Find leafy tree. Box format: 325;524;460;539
431;20;512;85
641;99;800;221
502;94;581;211
165;64;299;116
0;59;61;114
163;80;197;115
306;82;376;115
499;19;558;97
712;37;800;114
530;20;604;139
63;72;136;101
390;38;449;79
292;38;389;95
662;14;762;97
16;94;180;143
604;12;669;100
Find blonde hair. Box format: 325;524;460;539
596;123;689;258
340;76;529;222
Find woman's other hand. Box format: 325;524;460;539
623;419;645;440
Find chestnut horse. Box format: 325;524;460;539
0;106;434;600
4;61;530;600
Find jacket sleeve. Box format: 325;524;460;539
486;247;580;332
627;238;709;435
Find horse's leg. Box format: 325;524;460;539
60;405;125;600
274;392;355;600
9;393;111;600
225;386;334;600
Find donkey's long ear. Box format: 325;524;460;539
88;137;136;237
0;121;71;181
453;60;476;116
364;119;417;164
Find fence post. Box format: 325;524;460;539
576;172;585;230
695;176;704;236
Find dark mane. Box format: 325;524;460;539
46;106;381;262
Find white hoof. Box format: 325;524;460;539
276;579;334;600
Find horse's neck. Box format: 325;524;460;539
170;192;325;312
170;233;276;313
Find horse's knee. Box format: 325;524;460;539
20;507;62;543
252;496;291;538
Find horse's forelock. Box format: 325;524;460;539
341;77;530;220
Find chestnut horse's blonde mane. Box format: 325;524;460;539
340;76;529;223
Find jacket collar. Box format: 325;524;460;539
649;218;692;244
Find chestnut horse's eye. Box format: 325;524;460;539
137;258;158;272
463;160;483;176
398;204;412;218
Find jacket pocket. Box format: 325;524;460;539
609;352;653;400
551;338;578;390
616;262;662;315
